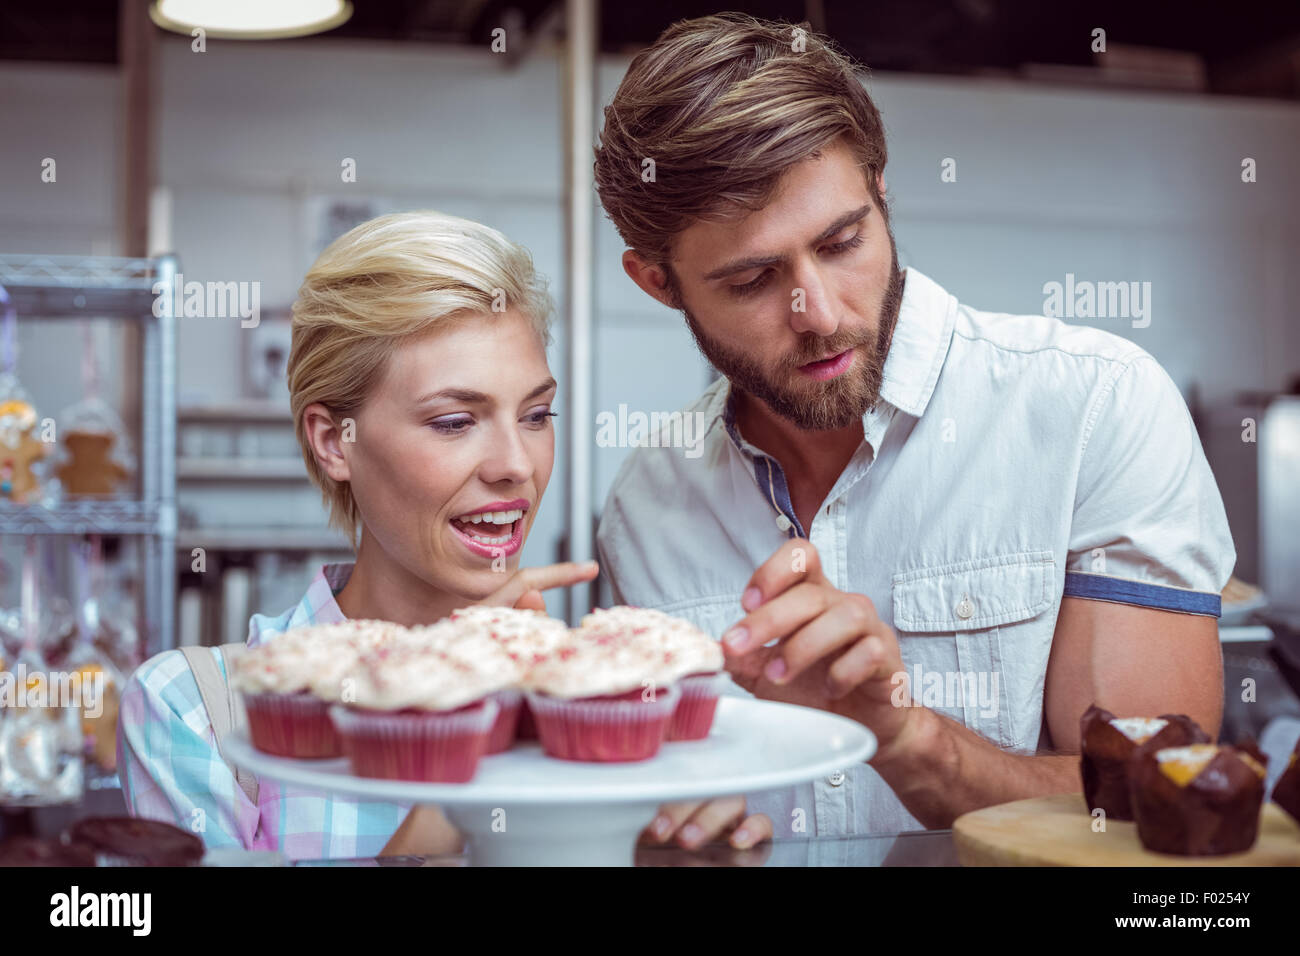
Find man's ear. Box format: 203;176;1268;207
303;402;351;483
622;250;677;310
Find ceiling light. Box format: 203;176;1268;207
149;1;352;40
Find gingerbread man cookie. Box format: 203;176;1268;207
0;398;48;503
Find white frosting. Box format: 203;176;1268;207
232;620;401;698
1110;716;1168;743
527;606;722;698
1155;744;1217;765
445;606;571;674
577;606;722;681
234;606;720;708
344;622;525;711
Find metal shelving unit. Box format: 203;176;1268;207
0;253;178;657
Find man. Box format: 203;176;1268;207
594;13;1234;850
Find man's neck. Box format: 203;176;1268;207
334;535;462;626
731;388;864;530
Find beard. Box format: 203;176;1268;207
679;229;904;432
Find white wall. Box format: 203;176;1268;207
3;36;1298;607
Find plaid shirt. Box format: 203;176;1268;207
118;563;413;861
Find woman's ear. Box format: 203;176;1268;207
302;402;352;483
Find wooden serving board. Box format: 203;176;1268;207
953;792;1300;866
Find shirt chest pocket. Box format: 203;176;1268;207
891;550;1056;750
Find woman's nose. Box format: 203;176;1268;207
476;423;534;485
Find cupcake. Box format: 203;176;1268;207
62;817;205;867
445;605;571;750
232;620;398;759
524;623;683;762
1130;744;1266;856
1079;703;1209;820
1271;735;1300;826
327;624;519;782
577;606;726;741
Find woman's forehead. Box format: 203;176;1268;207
377;312;552;399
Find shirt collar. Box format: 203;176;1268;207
249;562;353;648
708;266;957;453
876;266;957;418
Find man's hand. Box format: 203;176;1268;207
640;796;772;850
477;560;600;612
721;538;922;762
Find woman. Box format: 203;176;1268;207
118;211;769;860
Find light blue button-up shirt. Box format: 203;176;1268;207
596;266;1235;845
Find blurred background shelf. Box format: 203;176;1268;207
177;458;309;481
0;253;178;657
0;499;166;535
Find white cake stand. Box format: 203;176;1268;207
224;697;875;866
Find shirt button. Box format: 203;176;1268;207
955;595;974;620
775;514;792;532
828;771;845;786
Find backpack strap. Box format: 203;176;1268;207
180;643;260;806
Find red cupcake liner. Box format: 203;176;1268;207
525;684;680;762
242;691;342;758
486;688;522;754
516;697;538;740
667;671;728;741
327;698;498;782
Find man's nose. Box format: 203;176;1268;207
788;267;838;336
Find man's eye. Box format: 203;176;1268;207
824;232;864;255
430;416;473;434
729;271;773;298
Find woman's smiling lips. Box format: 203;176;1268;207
798;348;854;381
449;497;530;559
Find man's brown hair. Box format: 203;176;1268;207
594;12;889;268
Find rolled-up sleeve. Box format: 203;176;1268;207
1064;355;1236;617
116;649;264;851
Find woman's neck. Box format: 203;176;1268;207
334;532;463;626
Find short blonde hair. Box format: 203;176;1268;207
287;210;554;546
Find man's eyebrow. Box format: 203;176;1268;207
700;203;874;282
814;202;873;243
703;254;784;282
415;377;556;406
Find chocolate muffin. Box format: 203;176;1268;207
0;837;95;867
1271;735;1300;826
1130;744;1266;856
1079;703;1210;820
62;817;205;867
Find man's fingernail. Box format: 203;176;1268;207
723;626;748;650
764;658;787;682
680;824;703;845
732;828;751;846
741;587;762;611
651;815;671;838
584;560;598;571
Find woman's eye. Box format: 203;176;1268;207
430;416;473;434
728;271;772;298
524;408;558;426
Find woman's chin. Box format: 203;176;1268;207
456;562;522;601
